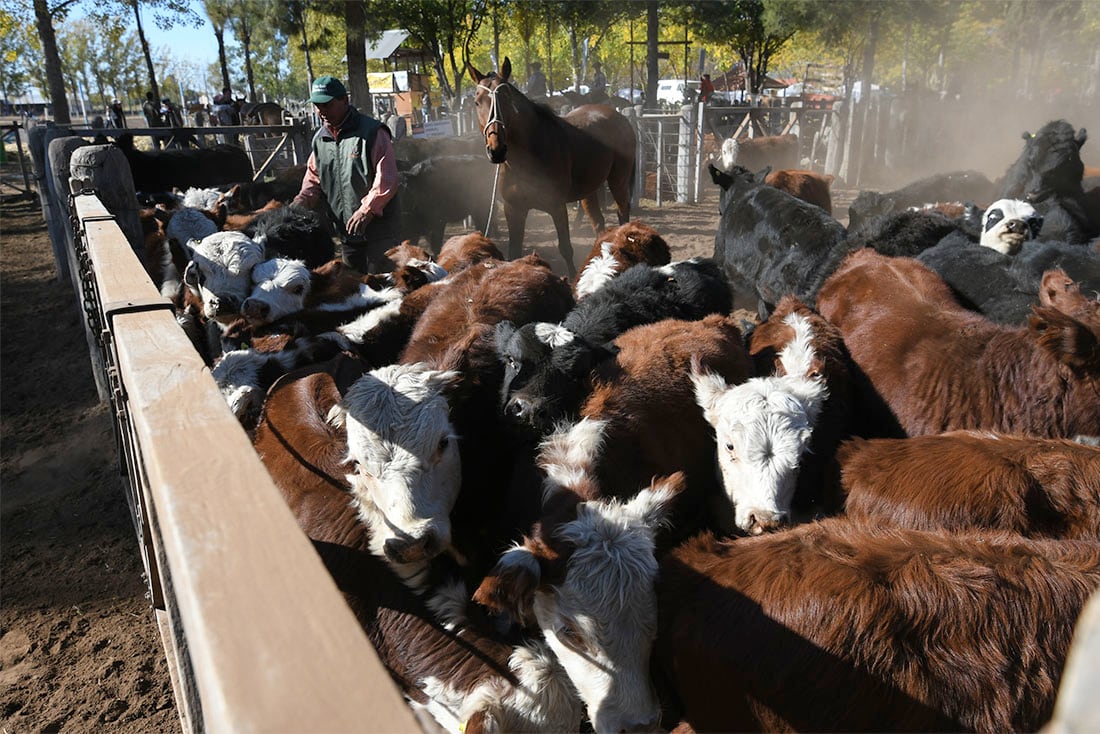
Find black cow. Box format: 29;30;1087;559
996;119;1097;243
918;233;1100;325
710;164;851;312
114;133;253;194
399;155;501;251
847;170;995;233
245;205;335;269
846;207;981;258
495;258;732;437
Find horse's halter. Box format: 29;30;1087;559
477;80;509;163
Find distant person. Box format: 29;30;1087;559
590;60;607;101
142;91;165;148
292;75;401;274
700;73;715;104
421;91;432;122
526;61;547;99
385;111;407;141
160;97;183;127
107;99;126;128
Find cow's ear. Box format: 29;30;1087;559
1029;306;1100;372
709;163;732;189
472;544;542;622
755;166;772;183
620;471;687;529
1076;128;1087;148
494;320;517;356
690;355;728;423
501;57;512;82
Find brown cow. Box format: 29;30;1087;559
720;134;799;173
572;221;671;299
764;169;834;215
252;359;584;731
435;231;505;274
656;518;1100;733
840;431;1100;539
816;251;1100;439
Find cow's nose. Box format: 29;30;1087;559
1005;219;1027;234
383;532;439;564
747;510;790;535
242;298;270;322
506;395;532;420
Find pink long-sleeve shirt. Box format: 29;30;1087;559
295;111;399;217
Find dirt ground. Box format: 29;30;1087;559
3;158;821;731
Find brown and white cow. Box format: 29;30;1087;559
473;466;687;734
692;296;850;534
333;254;574;573
839;430;1100;539
719;134;799;173
572;221;671;300
816;251;1100;440
655;519;1100;732
252;359;585;731
764;169;834;215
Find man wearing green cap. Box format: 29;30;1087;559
292;75;401;273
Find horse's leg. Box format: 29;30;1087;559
580;192;608;234
607;160;634;225
548;204;577;279
503;201;528;262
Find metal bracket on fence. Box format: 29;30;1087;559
102;298;176;330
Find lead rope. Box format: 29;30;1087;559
478;81;507;238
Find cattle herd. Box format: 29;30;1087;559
127;117;1100;733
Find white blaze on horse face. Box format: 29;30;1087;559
186;231;265;319
981;198;1042;255
339;363;462;576
525;485;673;734
245;258;310;323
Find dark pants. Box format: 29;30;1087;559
342;237;398;275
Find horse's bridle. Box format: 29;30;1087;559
477;81;508;161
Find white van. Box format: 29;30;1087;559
656;78;700;107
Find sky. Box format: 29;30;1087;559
138;0;223;69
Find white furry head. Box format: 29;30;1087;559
181;187;223;210
184;231;266;320
165;207;218;248
719;137;740;171
529;481;676;734
574;241;620;300
243;258;311;325
981;199;1042;255
534;322;576;348
336;363;463;583
693;328;827;535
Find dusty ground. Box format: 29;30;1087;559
0;192;179;732
4;155;822;731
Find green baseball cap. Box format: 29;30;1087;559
310;76;347;103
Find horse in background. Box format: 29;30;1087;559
240;101;285;126
467;57;636;278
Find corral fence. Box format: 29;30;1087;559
18;114;1100;734
33;135;426;731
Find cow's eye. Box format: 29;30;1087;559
438;436;449;454
290;284;305;296
556;622;587;653
507;356;519;369
726;443;739;461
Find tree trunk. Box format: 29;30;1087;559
34;0;71;124
130;0;160;102
491;5;501;71
215;28;231;92
345;1;369;110
849;13;879;186
243;32;257;102
569;26;581;92
301;22;315;86
645;0;658;111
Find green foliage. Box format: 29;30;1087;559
0;8;36;102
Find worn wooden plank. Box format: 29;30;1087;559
78;198;419;733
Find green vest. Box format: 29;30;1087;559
311;107;400;242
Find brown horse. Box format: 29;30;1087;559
467;57;636;277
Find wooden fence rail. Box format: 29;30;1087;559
67;187;421;733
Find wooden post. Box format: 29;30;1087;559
27;124;74;284
70;145;143;256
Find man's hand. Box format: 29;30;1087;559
347;205;375;235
